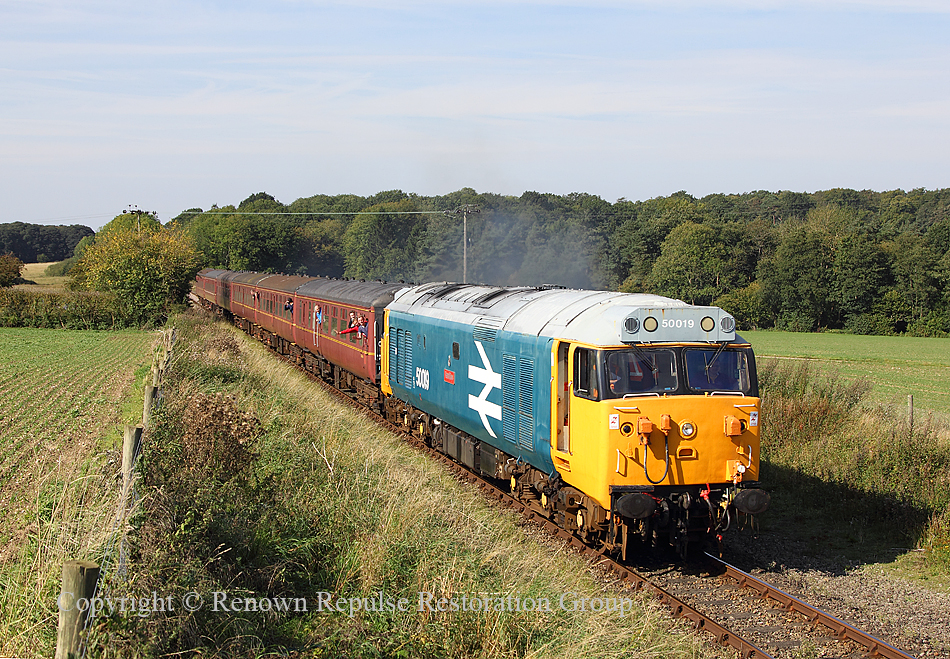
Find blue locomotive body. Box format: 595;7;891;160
385;309;556;476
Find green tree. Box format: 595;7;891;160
830;234;887;321
342;200;425;281
648;221;755;305
886;233;940;323
611;193;708;293
186;207;299;273
297;218;347;277
0;253;24;287
758;227;834;330
73;218;201;324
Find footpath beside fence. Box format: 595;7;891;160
54;328;176;659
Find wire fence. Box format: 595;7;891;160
55;328;176;659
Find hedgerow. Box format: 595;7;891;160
0;289;136;329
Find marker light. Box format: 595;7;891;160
700;316;716;332
680;421;696;438
643;316;658;332
624;317;640;333
721;316;736;332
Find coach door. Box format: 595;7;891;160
373;312;382;380
555;342;570;454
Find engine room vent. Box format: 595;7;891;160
473;326;497;343
426;284;466;300
472;288;516;306
473;316;504;343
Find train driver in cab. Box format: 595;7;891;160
607;352;655;395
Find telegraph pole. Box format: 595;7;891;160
449;204;480;284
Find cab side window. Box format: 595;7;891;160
573;348;600;400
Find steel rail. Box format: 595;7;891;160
705;553;918;659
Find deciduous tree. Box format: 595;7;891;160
0;253;24;287
73;218;201;324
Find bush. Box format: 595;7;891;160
44;257;79;277
73;219;201;325
844;312;892;335
907;311;950;338
775;311;816;332
0;253;23;287
714;281;765;330
760;358;950;549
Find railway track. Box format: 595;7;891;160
229;311;919;659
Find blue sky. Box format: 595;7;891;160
1;0;948;230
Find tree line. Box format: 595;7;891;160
176;187;950;336
6;187;948;334
0;222;93;263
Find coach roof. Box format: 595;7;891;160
297;278;407;309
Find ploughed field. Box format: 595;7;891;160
0;327;154;656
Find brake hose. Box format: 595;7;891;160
643;433;670;485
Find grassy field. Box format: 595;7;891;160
0;327;155;656
14;262;70;293
743;330;950;417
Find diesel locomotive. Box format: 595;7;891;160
194;269;769;559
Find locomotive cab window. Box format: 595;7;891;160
452;342;460;360
604;348;677;398
684;348;752;394
573;348;601;401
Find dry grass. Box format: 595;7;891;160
14;262;71;293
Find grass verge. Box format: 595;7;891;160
757;358;950;577
91;311;726;658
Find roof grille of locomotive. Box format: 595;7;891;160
427;283;467;299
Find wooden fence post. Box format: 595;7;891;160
122;425;143;489
142;384;158;427
56;560;100;659
908;394;914;434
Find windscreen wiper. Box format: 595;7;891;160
704;341;730;377
631;344;658;374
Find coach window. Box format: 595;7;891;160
573;348;601;401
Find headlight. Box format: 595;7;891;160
700;316;715;332
680;421;696;438
643;316;658;332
